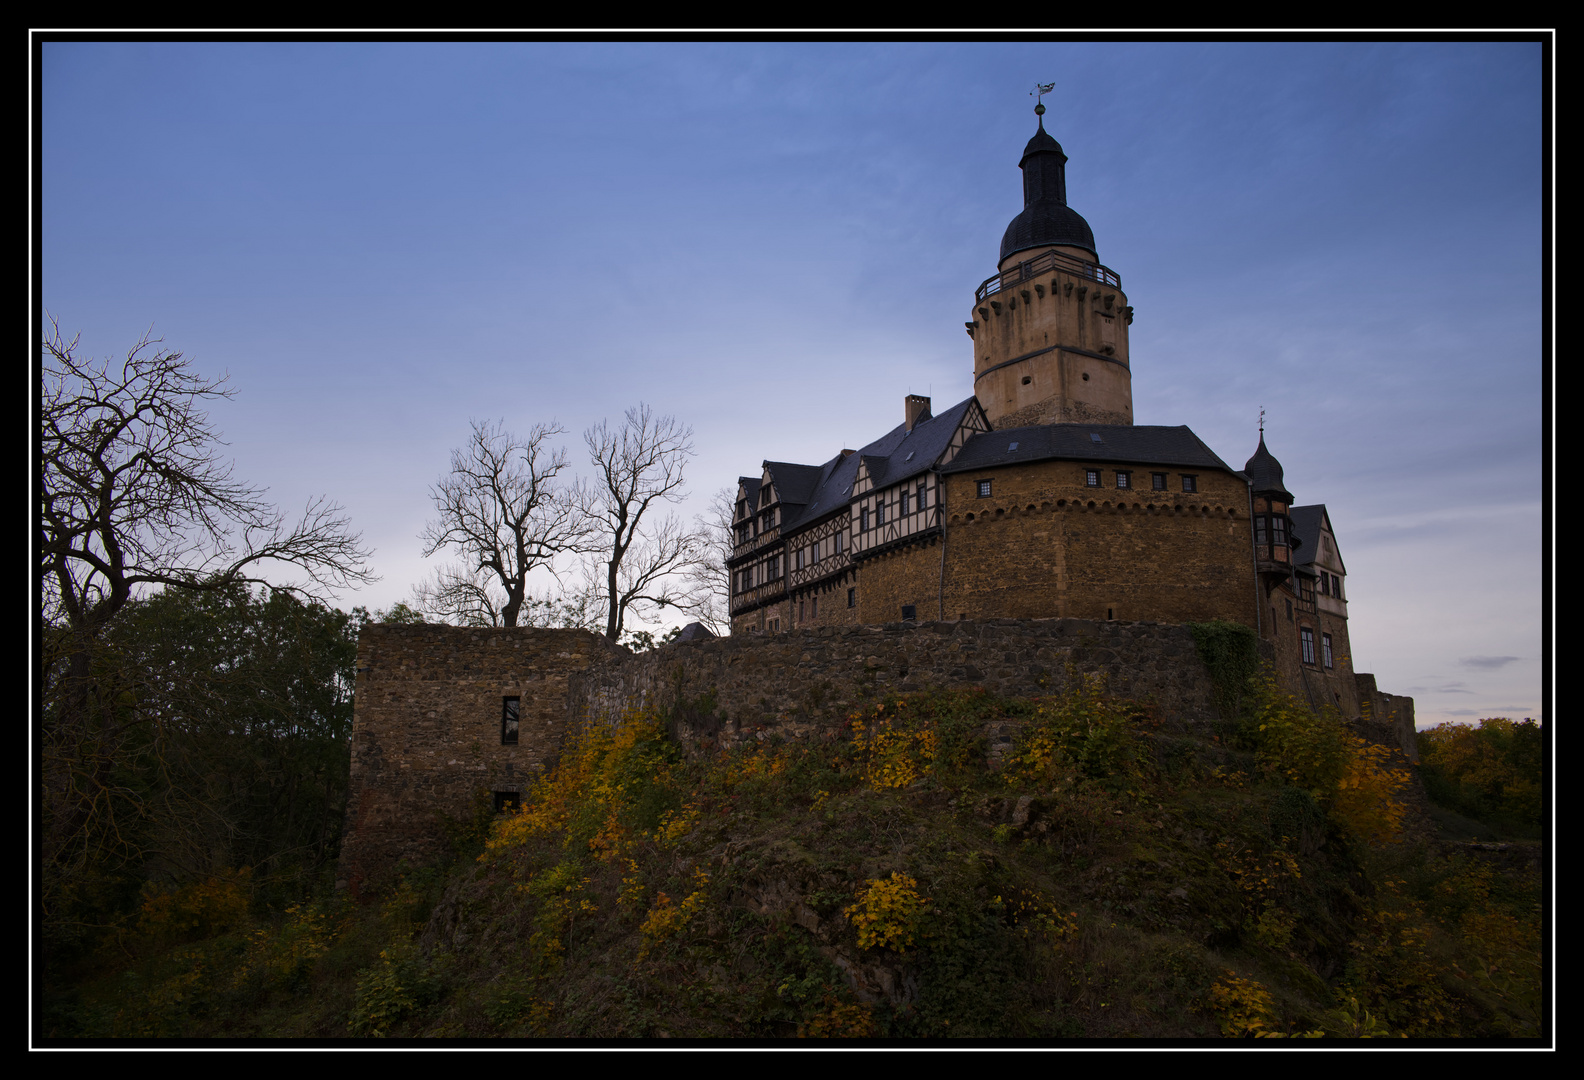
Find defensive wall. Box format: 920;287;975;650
337;619;1417;892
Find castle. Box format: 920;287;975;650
336;110;1415;892
726;106;1366;718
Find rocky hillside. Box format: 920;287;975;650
48;678;1543;1041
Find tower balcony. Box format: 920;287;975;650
976;247;1120;304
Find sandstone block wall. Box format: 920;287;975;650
940;463;1257;626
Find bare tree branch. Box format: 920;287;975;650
580;404;708;640
411;562;509;628
680;486;736;636
40;317;376;639
417;419;587;627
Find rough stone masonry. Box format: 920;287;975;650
336;618;1415;892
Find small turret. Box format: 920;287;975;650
1245;429;1298;594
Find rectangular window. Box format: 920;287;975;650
810;540;819;564
1152;472;1167;491
494;791;521;814
502;697;520;745
1300;627;1316;665
1182;475;1198;493
811;596;818;618
918;481;928;508
876;501;886;526
860;507;869;531
1116;471;1130;489
847;587;856;609
767;556;779;580
1255;518;1268;545
978;479;993;497
1272;516;1287;545
1085;469;1100;487
1322;633;1334;669
1285;598;1293;621
799;600;805;621
833;532;844;554
901;604;917;621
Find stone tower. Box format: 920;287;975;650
967;105;1134;430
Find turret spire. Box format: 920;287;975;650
999;97;1095;262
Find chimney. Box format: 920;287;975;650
905;395;932;431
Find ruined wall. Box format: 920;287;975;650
577;617;1223;751
1355;672;1418;764
336;624;617;894
339;618;1416;889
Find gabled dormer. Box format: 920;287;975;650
1291;504;1347;615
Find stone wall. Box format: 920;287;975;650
1355;672;1418;764
336;624;618;895
338;618;1416;890
939;463;1258;627
580;617;1222;751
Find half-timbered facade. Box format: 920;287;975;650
728;396;992;635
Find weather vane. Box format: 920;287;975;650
1259;406;1265;437
1031;82;1055;117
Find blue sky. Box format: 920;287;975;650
39;40;1547;727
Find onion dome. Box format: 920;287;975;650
999;115;1097;263
1244;434;1294;502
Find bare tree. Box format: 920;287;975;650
41;320;374;639
680;486;736;636
418;418;586;628
409;562;509;627
40;319;375;925
580;404;709;641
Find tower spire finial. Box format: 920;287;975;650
1031;82;1054;125
1259;406;1265;439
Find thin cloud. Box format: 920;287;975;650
1459;655;1523;669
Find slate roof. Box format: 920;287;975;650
772;397;980;537
1288;504;1344;574
762;461;825;510
737;476;761;510
1243;435;1293;501
941;423;1235;475
1001;117;1097;262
